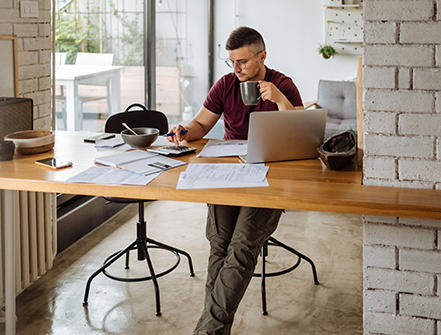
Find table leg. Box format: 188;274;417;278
65;81;81;132
2;189;16;335
65;81;75;132
111;72;121;115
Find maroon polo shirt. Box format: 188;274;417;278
203;67;303;140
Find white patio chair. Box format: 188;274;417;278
75;53;115;124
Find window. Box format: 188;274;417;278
54;0;209;132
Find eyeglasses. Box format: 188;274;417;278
225;51;263;69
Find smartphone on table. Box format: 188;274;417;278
83;133;115;143
35;158;73;169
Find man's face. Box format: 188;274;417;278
228;45;266;82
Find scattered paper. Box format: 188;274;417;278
151;136;173;146
95;135;130;151
94;149;187;175
197;139;247;157
65;166;159;185
176;163;269;189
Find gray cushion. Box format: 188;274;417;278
324;120;358;141
316;80;357;121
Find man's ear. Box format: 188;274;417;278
260;50;267;63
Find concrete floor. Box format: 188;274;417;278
2;201;363;335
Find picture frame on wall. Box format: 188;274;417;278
0;35;19;98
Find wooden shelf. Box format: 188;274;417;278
334;40;363;44
326;5;360;8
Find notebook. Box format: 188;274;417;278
239;109;328;164
94;149;187;175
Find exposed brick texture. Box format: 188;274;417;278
363;289;396;313
363;245;396;269
364;1;435;21
0;0;52;129
364;223;435;250
364;267;435;295
363;4;441;331
364;45;434;67
364;311;435;335
400;293;441;319
364;90;434;113
364;133;435;159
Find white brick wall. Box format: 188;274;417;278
364;90;434;112
0;0;52;129
364;44;434;67
363;21;397;44
363;1;434;21
363;67;396;89
363;0;441;333
364;311;435;335
364;289;397;313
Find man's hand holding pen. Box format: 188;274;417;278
166;126;189;146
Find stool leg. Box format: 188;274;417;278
137;202;147;261
83;240;137;306
139;239;162;316
148;238;195;276
261;241;268;315
268;236;319;285
125;249;130;269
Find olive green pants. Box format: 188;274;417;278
193;204;283;335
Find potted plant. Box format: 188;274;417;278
318;44;339;59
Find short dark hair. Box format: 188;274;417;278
225;26;266;52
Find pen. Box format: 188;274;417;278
165;129;189;137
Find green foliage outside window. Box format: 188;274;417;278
55;1;140;66
108;1;143;66
55;8;99;64
55;1;167;67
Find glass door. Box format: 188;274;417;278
52;0;209;251
54;0;209;132
155;0;209;127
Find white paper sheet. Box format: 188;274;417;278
176;163;269;189
65;166;159;185
94;149;186;175
151;136;173;146
95;135;131;151
197;139;248;157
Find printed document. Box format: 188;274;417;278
197;139;247;157
176;163;269;189
95;135;130;151
94;149;186;175
66;166;159;185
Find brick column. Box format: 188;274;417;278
0;0;52;129
363;1;441;334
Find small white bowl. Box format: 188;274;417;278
4;130;55;155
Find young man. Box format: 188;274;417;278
168;26;304;334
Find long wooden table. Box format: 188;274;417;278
2;132;441;219
2;132;441;334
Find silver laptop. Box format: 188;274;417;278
239;109;328;164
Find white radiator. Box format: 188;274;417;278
0;191;57;307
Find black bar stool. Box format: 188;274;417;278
253;236;319;315
82;200;194;316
